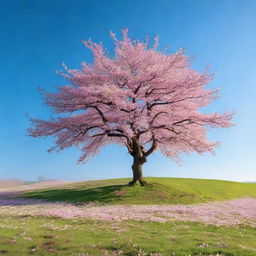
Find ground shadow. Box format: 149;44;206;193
0;191;54;206
21;184;129;204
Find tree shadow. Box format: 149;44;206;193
0;191;53;206
22;184;129;204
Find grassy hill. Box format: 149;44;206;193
2;177;256;255
21;177;256;205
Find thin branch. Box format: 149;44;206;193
144;134;157;157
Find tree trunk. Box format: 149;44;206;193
128;156;148;186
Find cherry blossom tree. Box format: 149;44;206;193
28;29;234;186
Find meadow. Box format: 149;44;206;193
0;178;256;256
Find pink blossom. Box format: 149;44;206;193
28;29;234;167
39;198;256;226
0;192;255;227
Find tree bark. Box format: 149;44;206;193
128;156;148;186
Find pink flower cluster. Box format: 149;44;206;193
40;198;256;226
0;193;255;227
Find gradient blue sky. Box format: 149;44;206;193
1;0;256;181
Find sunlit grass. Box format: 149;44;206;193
21;177;256;205
1;178;256;255
0;215;255;255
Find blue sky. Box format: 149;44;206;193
1;0;256;181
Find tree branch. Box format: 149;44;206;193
144;134;157;157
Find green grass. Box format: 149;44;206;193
0;215;255;255
21;177;256;205
2;178;256;255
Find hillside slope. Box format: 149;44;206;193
0;179;24;188
20;177;256;205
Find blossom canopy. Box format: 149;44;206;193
29;29;234;184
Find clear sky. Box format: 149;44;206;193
1;0;256;182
